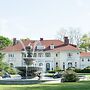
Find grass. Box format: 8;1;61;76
0;81;90;90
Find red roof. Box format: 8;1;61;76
2;39;79;52
49;45;79;51
80;52;90;57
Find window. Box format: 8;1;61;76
56;62;58;67
8;54;10;57
75;62;77;67
56;53;58;57
68;62;72;68
67;53;72;58
8;54;14;57
45;53;51;57
77;53;79;54
63;62;65;70
82;59;84;62
50;44;54;49
88;59;90;62
33;53;37;57
46;63;50;71
22;53;26;57
39;63;43;66
38;53;43;57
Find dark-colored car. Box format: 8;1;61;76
53;72;62;78
2;73;11;78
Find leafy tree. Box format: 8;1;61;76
0;36;12;50
0;53;16;76
80;34;90;51
61;70;79;82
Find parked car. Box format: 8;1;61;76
2;74;22;80
53;72;62;78
2;73;11;78
10;74;22;79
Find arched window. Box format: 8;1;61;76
75;62;77;67
68;62;72;68
45;53;51;57
39;63;43;66
46;63;50;71
56;62;58;67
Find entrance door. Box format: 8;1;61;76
46;63;50;71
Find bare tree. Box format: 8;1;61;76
57;27;82;47
57;28;68;41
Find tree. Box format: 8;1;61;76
0;53;16;76
57;27;82;47
0;36;12;50
0;36;16;76
61;70;79;82
57;28;68;41
80;34;90;51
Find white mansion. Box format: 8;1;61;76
2;37;90;72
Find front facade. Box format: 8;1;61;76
80;52;90;69
2;37;90;72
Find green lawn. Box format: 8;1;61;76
0;81;90;90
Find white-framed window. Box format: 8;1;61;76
56;53;58;57
50;44;54;49
88;59;90;62
39;63;43;66
67;53;72;58
8;54;14;57
82;58;84;62
22;53;26;57
38;53;43;57
33;53;37;57
45;52;51;57
63;62;65;70
75;62;77;67
56;62;58;67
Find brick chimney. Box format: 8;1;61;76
64;37;69;45
40;38;43;41
13;38;17;45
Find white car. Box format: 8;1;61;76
10;74;22;79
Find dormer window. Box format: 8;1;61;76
36;45;45;50
50;44;54;49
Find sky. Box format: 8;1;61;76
0;0;90;40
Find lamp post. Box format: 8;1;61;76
26;65;28;79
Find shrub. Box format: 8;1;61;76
74;68;90;73
6;68;16;75
74;69;82;73
48;70;56;73
0;72;3;76
61;70;79;82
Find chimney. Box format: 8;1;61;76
64;37;69;45
13;38;17;45
40;38;43;41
